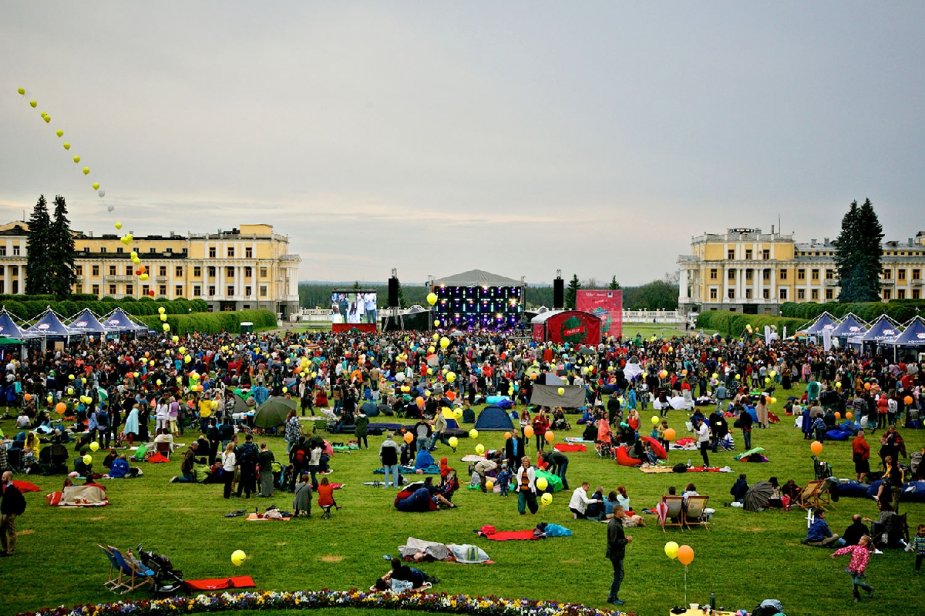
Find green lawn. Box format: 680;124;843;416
2;385;923;616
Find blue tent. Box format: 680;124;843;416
101;307;147;333
804;312;839;335
889;316;925;348
67;308;107;335
859;315;902;343
0;309;29;339
24;309;78;338
473;405;515;431
831;313;867;339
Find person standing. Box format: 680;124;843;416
284;410;302;456
852;430;871;483
605;505;632;605
379;432;400;488
739;408;754;451
257;442;276;497
515;456;538;515
694;418;711;467
1;470;27;556
354;408;369;449
831;536;874;602
220;443;236;499
236;434;259;498
505;431;524;469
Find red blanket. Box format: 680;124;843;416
13;480;41;493
554;443;587;453
478;525;539;541
185;576;256;591
147;453;170;463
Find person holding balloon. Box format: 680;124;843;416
515;456;539;515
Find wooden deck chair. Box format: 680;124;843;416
798;480;831;511
660;495;685;531
684;495;711;529
108;546;154;594
99;545;127;592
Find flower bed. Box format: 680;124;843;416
20;590;624;616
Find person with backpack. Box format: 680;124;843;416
236;434;259;498
1;470;27;556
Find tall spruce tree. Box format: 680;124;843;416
834;199;883;302
26;195;53;294
609;276;621;290
47;195;78;298
565;274;581;309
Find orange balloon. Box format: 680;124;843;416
415;396;424;409
24;393;32;402
403;432;414;444
446;391;456;401
545;431;555;443
810;441;823;456
504;432;512;440
524;426;535;439
864;382;871;391
55;402;67;414
846;411;853;420
663;428;676;441
677;545;695;566
904;396;914;405
834;412;841;420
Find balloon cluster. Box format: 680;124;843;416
664;541;695;566
17;87;106;198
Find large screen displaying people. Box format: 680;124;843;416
330;291;378;324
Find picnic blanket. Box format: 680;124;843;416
554;443;587;453
397;537;492;564
185;576;256;591
375;465;439;475
13;480;41;493
564;437;595;444
476;523;571;540
480;529;539;541
146;452;170;463
670;437;697;450
640;465;731;473
246;513;291;521
47;485;109;507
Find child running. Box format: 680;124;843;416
831;535;874;602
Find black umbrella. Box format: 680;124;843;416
744;481;774;512
253;396;297;429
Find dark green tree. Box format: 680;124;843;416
608;276;621;290
565;274;581;309
834;199;883;302
26;195;53;294
47;195;78;298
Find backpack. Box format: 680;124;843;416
96;410;109;427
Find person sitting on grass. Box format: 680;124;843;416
730;473;749;504
803;509;846;547
317;476;340;518
293;473;312;518
171;442;199;483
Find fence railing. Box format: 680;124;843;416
622;310;685;323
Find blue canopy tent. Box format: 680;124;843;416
830;313;868;346
0;308;30;341
803;312;839;344
886;316;925;361
850;315;902;352
101;307;148;337
66;308;108;339
24;308;81;348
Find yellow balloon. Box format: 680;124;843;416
92;182;100;190
73;155;80;163
82;455;92;465
89;441;100;452
63;142;70;150
426;292;438;305
440;337;450;349
536;477;548;491
172;335;179;342
433;319;440;327
43;115;51;123
664;541;679;560
486;480;494;490
469;429;479;439
17;87;25;95
448;436;459;449
162;323;170;331
29;100;37;108
231;550;247;566
475;444;485;455
56;129;63;137
82;166;90;175
540;493;553;507
139;273;149;281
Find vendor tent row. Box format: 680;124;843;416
0;306;148;342
800;312;925;349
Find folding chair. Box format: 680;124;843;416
798;480;831;511
108;546;154;594
99;545;127;592
660;495;685;531
684;495;711;530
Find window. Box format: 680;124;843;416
762;269;771;281
92;265;100;276
779;288;788;300
227;285;235;296
745;288;753;299
193;285;201;297
100;247;107;254
116;247;123;254
0;246;5;256
126;284;133;295
797;269;805;280
245;247;253;258
913;269;921;280
193;266;201;277
727;289;735;300
109;284;116;295
245;286;252;296
913;289;921;300
11;280;17;293
709;288;718;299
12;245;20;256
883;288;892;300
142;285;150;296
883;269;892;279
259;267;268;278
745;249;753;260
165;247;172;254
780;269;788;280
897;288;906;299
92;284;100;295
825;269;834;280
245;266;253;278
11;265;18;275
762;249;770;260
811;289;819;301
159;284;167;296
225;266;234;278
209;247;216;258
260;285;268;297
762;289;770;299
727;249;735;260
175;285;183;297
159;266;167;277
109;265;116;276
797;289;805;300
125;266;133;276
227;247;235;258
745;269;753;281
898;269;906;280
825;289;833;300
208;266;216;278
149;248;156;254
811;269;820;280
176;266;183;277
75;265;83;276
209;286;216;297
727;268;736;280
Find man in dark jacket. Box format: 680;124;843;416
605;506;632;605
379;433;401;488
505;432;524;469
843;514;871;546
729;473;749;503
1;470;27;556
738;409;754;450
709;409;728;453
236;434;260;498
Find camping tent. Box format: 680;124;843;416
66;308;108;336
473;406;515;431
530;310;602;345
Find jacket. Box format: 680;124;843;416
380;439;399;466
515;465;536;493
1;481;26;516
605;517;628;560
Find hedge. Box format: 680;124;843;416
136;309;277;335
696;311;806;338
0;297;210;321
780;300;925;324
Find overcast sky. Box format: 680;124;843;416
2;2;924;286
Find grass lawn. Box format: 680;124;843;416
2;384;923;616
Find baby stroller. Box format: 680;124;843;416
596;440;616;460
135;545;186;596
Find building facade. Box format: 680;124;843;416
678;227;925;315
0;221;300;318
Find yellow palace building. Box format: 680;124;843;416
0;221;300;319
678;227;925;315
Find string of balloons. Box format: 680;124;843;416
17;86;162;303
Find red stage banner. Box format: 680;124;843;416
332;323;377;333
576;290;623;339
